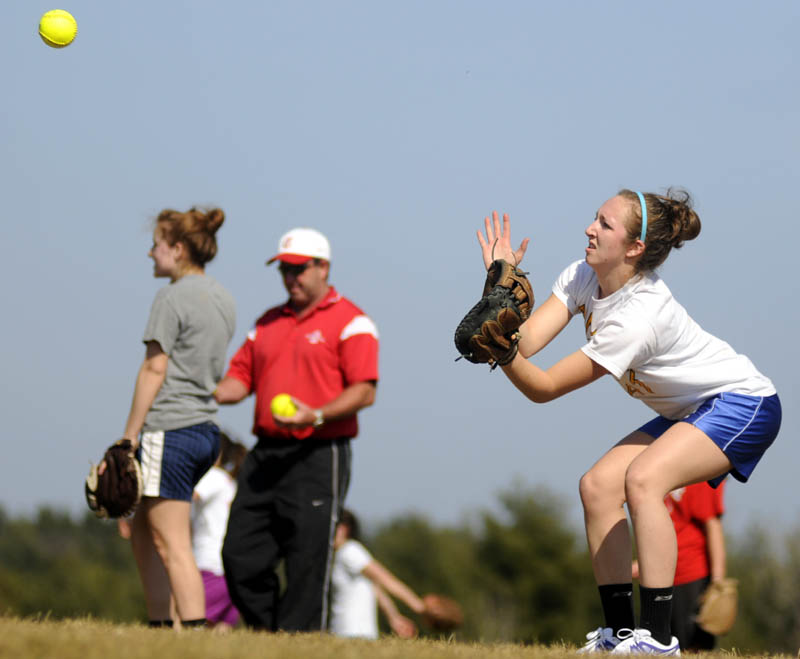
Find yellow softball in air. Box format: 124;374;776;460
39;9;78;48
270;393;297;417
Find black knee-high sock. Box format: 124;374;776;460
598;583;635;633
639;585;673;645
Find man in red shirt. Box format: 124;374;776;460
214;227;379;632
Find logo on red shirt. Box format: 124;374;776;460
305;329;325;344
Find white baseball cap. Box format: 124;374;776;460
267;227;331;265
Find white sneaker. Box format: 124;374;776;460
578;627;621;653
611;628;680;655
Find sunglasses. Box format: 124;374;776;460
278;261;315;277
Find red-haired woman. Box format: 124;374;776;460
118;207;236;628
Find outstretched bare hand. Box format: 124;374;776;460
476;210;530;270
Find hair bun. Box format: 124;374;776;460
155;206;226;266
660;189;700;247
205;208;225;234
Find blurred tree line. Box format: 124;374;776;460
0;507;144;622
0;486;798;652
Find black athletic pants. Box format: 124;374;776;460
222;437;351;631
671;576;715;650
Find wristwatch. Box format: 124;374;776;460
312;409;325;428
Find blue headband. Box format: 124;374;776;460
635;191;647;242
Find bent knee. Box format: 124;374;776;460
623;461;666;507
579;467;625;511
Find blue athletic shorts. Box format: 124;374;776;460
137;422;220;501
638;392;781;487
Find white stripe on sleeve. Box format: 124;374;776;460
340;315;379;341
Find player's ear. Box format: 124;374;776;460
174;240;189;262
626;239;645;260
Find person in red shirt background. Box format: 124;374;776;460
634;480;727;650
214;227;379;632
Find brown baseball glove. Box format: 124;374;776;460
696;578;738;636
421;593;463;632
454;259;534;368
85;439;144;519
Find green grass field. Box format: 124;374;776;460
0;617;792;659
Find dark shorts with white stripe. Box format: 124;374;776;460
222;436;351;632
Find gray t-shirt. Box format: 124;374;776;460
142;274;236;432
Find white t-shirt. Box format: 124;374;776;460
329;539;378;639
191;466;236;576
552;260;775;419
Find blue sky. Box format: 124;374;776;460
2;1;797;537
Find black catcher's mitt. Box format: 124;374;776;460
85;439;143;519
454;259;534;367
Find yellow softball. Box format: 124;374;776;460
270;393;297;417
39;9;78;48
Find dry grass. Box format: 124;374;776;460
0;617;793;659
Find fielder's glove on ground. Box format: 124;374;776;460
454;259;534;368
421;593;464;632
85;439;143;519
696;578;738;636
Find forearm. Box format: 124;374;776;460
319;381;376;421
123;360;166;442
214;376;249;404
363;561;424;615
705;517;726;581
501;355;558;403
516;295;572;359
374;583;418;638
517;326;549;359
374;583;402;619
272;381;378;430
501;348;606;404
